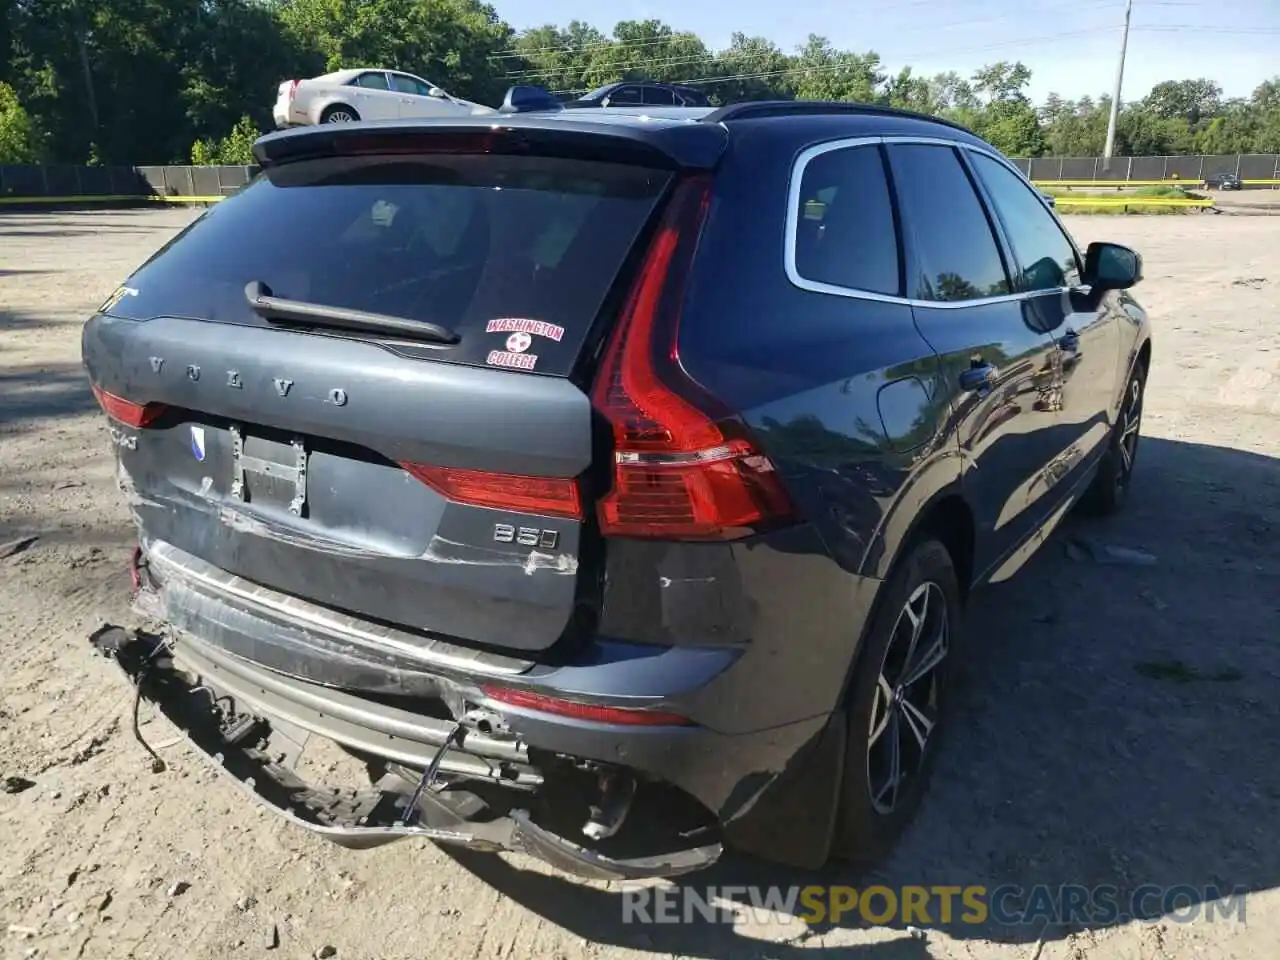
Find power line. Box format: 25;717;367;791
490;34;692;62
502;5;1122;83
543;28;1118;94
493;0;1129;60
1132;24;1280;32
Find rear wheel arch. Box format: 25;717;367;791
839;488;976;710
912;494;976;604
1135;337;1151;377
319;102;360;124
863;487;977;601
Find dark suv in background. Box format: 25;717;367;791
84;98;1150;880
563;80;711;108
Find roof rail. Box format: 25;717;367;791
699;100;975;135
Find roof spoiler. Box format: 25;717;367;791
499;85;563;115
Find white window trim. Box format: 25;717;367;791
783;134;1078;310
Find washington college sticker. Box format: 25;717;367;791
485;318;565;342
484;318;565;371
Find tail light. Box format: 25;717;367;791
91;383;169;428
590;176;796;540
287;79;300;101
400;463;582;520
481;684;692;727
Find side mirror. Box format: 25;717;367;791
427;86;446;99
1084;241;1142;292
1040;193;1056;208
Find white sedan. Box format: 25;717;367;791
273;68;497;127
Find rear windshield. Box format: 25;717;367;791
112;153;673;375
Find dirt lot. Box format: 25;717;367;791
1;209;1278;960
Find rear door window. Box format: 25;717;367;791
886;143;1011;303
643;86;677;106
607;86;642;105
791;143;900;297
110;154;673;376
352;72;389;91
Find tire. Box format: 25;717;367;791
834;538;962;866
1084;360;1146;515
320;104;360;124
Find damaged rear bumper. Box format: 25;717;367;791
88;624;723;881
97;538;852;878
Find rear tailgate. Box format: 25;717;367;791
83;122;722;654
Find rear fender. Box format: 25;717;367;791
311;92;357;123
839;478;970;707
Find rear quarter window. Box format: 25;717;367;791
790;143;900;297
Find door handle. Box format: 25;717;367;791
959;363;996;392
400;98;414;103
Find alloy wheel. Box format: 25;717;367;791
866;580;950;815
325;110;356;123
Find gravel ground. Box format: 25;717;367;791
1;208;1278;960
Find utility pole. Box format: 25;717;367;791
1102;0;1133;171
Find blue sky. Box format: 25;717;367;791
500;0;1279;102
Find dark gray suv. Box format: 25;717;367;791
84;98;1151;880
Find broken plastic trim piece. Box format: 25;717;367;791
87;625;722;880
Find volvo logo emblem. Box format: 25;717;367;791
274;378;294;397
186;364;201;382
327;388;348;407
149;356;164;373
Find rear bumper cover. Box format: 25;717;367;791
89;624;722;881
104;537;860;877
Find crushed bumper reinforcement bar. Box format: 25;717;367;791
88;624;723;881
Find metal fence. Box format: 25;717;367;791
1;154;1279;206
1006;154;1280;185
0;164;257;204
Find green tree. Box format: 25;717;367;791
965;61;1044;155
1144;78;1222;122
885;66;939;114
711;33;793;103
0;79;37;162
789;35;883;102
506;21;608;95
190;113;260;165
583;19;711;88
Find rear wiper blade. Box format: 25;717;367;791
244;281;460;345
